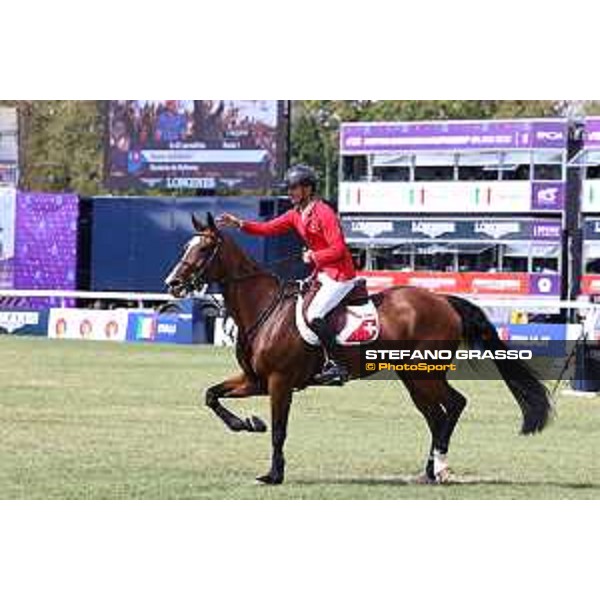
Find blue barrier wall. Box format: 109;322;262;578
87;196;304;292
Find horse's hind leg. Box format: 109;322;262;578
402;377;461;483
205;372;267;433
438;383;467;460
257;372;293;485
423;382;468;482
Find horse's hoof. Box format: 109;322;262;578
256;473;283;485
436;468;452;484
414;472;437;485
228;418;248;433
414;469;452;485
246;415;267;433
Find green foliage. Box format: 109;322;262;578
579;100;600;116
290;111;324;180
0;101;107;196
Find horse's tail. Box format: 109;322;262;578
446;295;552;435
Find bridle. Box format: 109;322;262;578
179;236;287;291
179;237;224;293
173;235;297;344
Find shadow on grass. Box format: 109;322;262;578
290;475;600;491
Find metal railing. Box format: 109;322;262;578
0;289;174;308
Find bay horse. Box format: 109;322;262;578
165;213;552;485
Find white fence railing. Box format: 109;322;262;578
0;289;174;307
464;298;597;310
0;289;598;310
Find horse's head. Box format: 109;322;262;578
165;212;225;297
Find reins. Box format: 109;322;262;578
181;239;301;354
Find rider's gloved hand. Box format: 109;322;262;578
302;249;314;264
217;213;243;229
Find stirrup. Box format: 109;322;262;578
313;360;348;386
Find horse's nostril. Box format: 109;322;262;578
167;279;187;297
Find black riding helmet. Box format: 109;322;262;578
285;164;317;191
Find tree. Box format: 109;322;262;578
17;101;106;196
577;101;600;116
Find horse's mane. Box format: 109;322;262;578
218;230;273;280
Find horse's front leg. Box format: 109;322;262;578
205;372;267;433
257;373;293;485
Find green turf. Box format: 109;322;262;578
2;336;600;499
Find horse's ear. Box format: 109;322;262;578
191;213;204;232
206;212;217;232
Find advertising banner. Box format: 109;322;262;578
531;220;562;240
339;180;563;214
48;309;129;341
582;180;600;212
528;273;561;296
583;218;600;239
341;120;568;154
0;308;48;336
530;182;565;211
343;217;562;243
126;311;196;344
213;316;238;347
126;311;156;342
584;117;600;148
495;324;568;358
581;275;600;295
497;323;567;342
359;270;560;297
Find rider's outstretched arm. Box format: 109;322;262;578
241;210;294;237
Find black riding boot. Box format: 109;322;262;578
309;317;349;386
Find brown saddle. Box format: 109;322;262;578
301;278;372;335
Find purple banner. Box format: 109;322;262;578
530;181;565;211
341;120;568;153
530;220;562;240
584;117;600;148
14;192;79;308
529;273;561;296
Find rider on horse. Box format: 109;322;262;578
217;164;357;385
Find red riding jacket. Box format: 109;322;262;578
241;200;356;281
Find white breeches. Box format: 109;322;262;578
305;273;357;323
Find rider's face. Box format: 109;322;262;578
289;184;312;206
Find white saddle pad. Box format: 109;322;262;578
295;295;380;346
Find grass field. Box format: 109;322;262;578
2;336;600;499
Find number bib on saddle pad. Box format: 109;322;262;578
295;278;380;346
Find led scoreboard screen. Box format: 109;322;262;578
106;100;286;192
